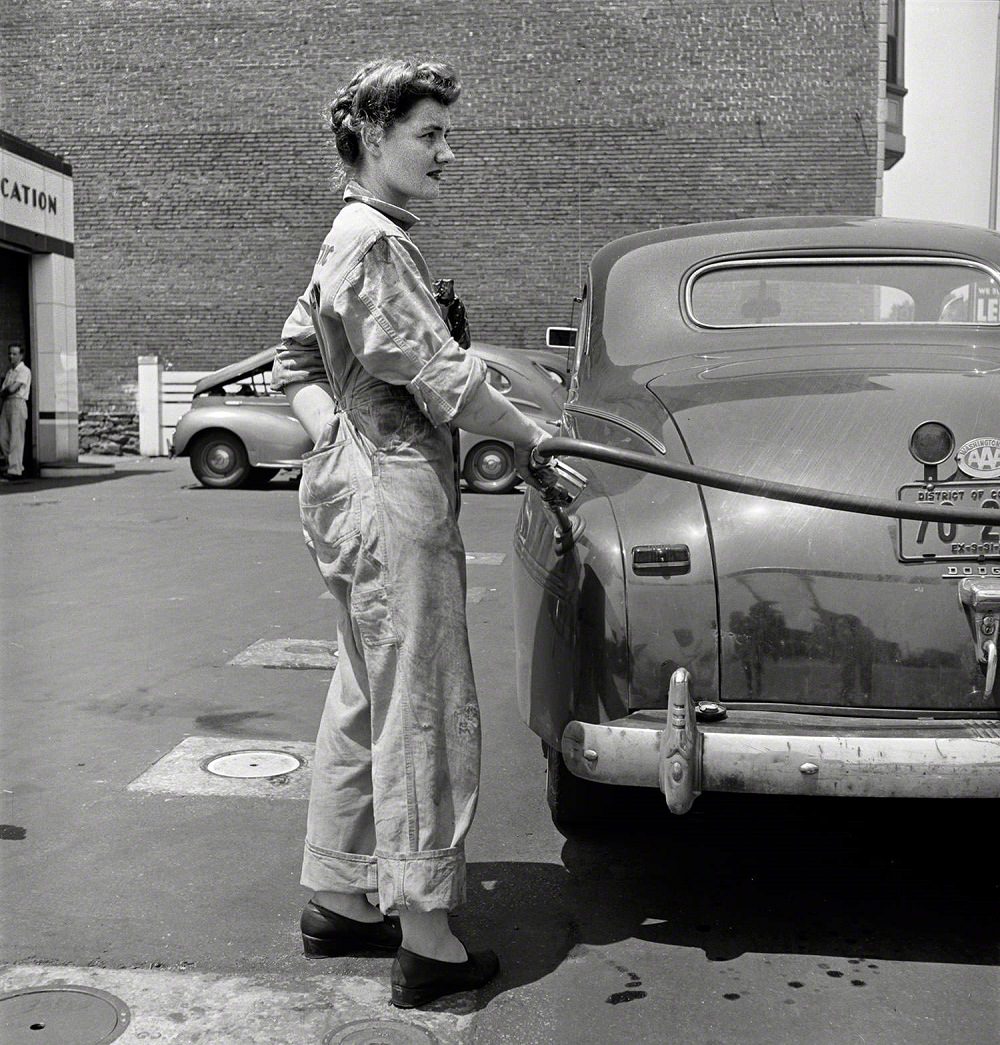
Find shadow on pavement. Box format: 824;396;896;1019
462;487;524;497
179;478;302;492
448;793;999;1012
0;469;165;493
171;476;522;495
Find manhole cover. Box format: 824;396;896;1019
202;750;303;778
324;1019;440;1045
0;986;130;1044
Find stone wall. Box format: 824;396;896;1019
78;408;139;456
3;0;884;410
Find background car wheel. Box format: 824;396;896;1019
463;440;518;493
189;432;251;488
545;741;619;828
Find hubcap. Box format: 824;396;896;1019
478;450;508;480
207;444;235;473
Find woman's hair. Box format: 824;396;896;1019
328;58;460;180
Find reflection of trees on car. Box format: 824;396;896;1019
811;611;876;700
729;601;787;698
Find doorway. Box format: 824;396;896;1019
0;247;33;475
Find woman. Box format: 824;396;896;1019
273;57;559;1008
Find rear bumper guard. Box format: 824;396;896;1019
561;668;1000;811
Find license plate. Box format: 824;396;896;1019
898;483;1000;561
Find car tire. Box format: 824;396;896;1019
189;431;251;488
545;741;618;828
463;440;518;494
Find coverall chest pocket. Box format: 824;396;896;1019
299;427;361;583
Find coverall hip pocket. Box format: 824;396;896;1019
352;396;436;454
299;422;361;574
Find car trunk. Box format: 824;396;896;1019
647;342;1000;714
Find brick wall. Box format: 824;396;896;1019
3;0;882;409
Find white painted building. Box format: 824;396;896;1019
883;0;1000;229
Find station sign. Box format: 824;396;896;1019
0;145;74;245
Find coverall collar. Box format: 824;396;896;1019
343;181;420;231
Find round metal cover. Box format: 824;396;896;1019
324;1019;440;1045
203;749;303;778
0;985;130;1044
695;701;728;722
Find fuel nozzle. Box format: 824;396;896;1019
529;444;588;555
551;505;586;555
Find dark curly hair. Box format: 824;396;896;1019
328;58;461;182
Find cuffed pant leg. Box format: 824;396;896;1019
376;848;467;913
301;603;378;894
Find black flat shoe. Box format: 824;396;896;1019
390;945;500;1008
300;900;402;958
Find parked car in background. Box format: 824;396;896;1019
171;342;564;491
513;215;1000;827
170;346;309;489
521;347;572;388
457;344;565;492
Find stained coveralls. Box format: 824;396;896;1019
272;182;488;913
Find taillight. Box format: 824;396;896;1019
909;421;955;467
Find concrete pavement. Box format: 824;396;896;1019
2;457;998;1045
1;456;502;1043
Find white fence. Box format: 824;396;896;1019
137;355;210;456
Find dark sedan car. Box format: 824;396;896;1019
513;215;1000;826
171;342;564;491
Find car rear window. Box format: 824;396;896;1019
687;258;1000;327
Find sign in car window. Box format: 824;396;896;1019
939;283;1000;323
687;258;1000;328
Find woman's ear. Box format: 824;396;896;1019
360;123;383;156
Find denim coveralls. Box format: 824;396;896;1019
273;183;487;913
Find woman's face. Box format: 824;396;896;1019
360;97;455;208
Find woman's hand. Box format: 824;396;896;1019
452;382;574;504
512;431;547;488
514;433;577;509
284;381;338;443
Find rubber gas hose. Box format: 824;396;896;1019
534;436;1000;526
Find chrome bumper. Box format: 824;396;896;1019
561;669;1000;811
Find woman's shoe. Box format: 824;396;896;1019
300;900;402;957
390;945;500;1007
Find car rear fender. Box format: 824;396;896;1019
172;401;312;465
560;404;720;712
513;479;628;749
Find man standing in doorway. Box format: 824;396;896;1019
1;344;31;482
